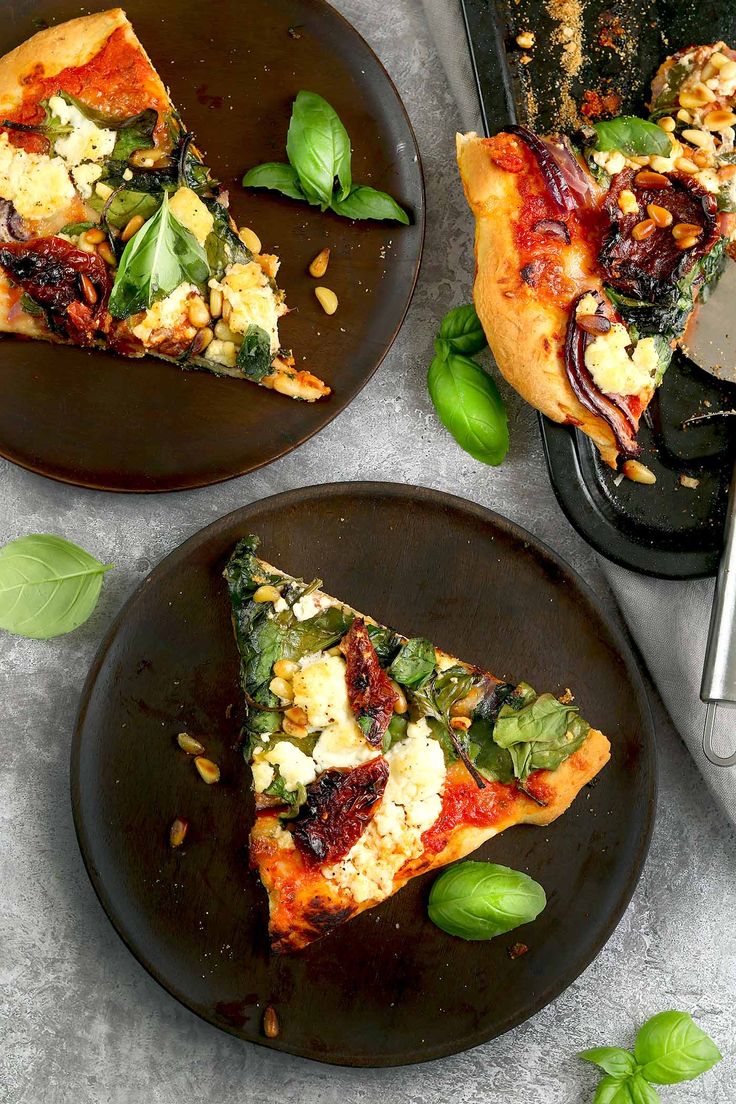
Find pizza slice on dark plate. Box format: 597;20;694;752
224;536;610;953
0;9;328;400
457;41;736;472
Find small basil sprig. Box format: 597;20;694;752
243;90;409;223
428;861;546;941
428;336;509;466
580;1011;722;1103
108;190;209;319
592;116;672;157
438;303;488;355
0;534;113;639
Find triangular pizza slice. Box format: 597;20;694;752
457;41;736;471
224;536;610;953
0;9;328;400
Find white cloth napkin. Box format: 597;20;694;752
421;0;736;826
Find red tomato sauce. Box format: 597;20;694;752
4;27;170;153
421;767;517;855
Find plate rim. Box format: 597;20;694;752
0;0;426;494
70;480;658;1066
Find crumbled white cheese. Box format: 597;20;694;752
251;758;275;792
131;281;202;348
263;741;317;791
292;591;337;621
168;186;214;246
324;719;446;903
313;722;375;772
292;654;352;730
0;133;75;220
272;597;288;613
584;324;659;396
208;262;282;353
204;337;238;369
71;161;103;199
48;94;116;167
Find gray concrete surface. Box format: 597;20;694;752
1;2;734;1101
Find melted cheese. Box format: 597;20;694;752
71;162;103;198
131;282;203;347
263;741;316;791
0;133;75;220
251;759;275;792
168;186;214;246
292;654;352;730
577;298;659;397
208;262;282;353
312;723;375;772
324;719;446;903
48;95;116;167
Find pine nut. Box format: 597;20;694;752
284;705;308;726
710;51;730;70
77;237;96;254
130;147;172;169
222;298;232;325
650;156;673;173
83;228;106;245
617;189;639;215
450;716;472;731
187;299;211;328
282;716;307;739
169;817;188;847
273;659;299;679
97;241;116;266
239;226;261;253
191;327;213;355
194;756;220;784
676;108;693;124
634;170;671;189
672;222;703;239
214;319;241;344
718;60;736;81
269;676;294;701
121;214;145;242
647;203;673;228
315;286;338;315
657;116;676;132
79;273;98;305
308;248;330;278
632;218;656;241
577;313;612;335
208;287;223;318
515;30;535;48
678;89;709;110
177;732;205;754
390;680;408;714
692;148;712;168
623;460;656;484
254;584;281;603
703;108;736;130
681;128;711;149
696;81;717;101
676;234;699;250
675;157;699;174
263;1006;279;1038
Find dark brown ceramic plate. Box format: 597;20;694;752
71;483;656;1066
0;1;424;492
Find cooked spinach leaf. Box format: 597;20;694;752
388;637;436;689
492;688;589;781
366;624;402;664
236;324;273;381
204;198;251;278
383;713;408;753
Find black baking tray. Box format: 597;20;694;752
460;0;736;578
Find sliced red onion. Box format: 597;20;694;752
544;135;594;206
507;125;577;214
531;218;571;244
564;292;640;456
0;199;29;241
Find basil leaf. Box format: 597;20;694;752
59;221;96;237
628;1077;661;1104
470;721;516;783
633;1011;722;1084
428;861;546;941
242;162;307;201
579;1048;638;1079
0;534;113;639
236;324;273;381
286;91;352;208
330;184;409;224
388;637;436;688
428;347;509;466
438;304;487;355
592;1077;659;1104
365;623;401;664
108;190;209;319
493;692;589;780
593;116;672;157
204;198;251;279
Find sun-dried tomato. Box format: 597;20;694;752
341;618;398;746
484;132;526;173
290;757;389;868
0;236;112;345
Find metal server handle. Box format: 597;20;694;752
701;458;736;767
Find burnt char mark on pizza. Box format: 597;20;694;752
290;757;389;869
600;168;720;302
342;618;398;746
0;236;111;345
270;902;355;953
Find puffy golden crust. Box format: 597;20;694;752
456;131;620;468
0;10;132;114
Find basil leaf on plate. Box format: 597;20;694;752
0;534;113;639
438;303;487;355
286;90;352;208
428;345;509;466
633;1011;722;1084
428;861;546;941
235;324;273;381
330;184;409;224
388;637;436;688
579;1048;638;1079
108;190;209;319
593;116;672;157
242;162;307;201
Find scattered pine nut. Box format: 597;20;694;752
191;327;213;355
704;108;736;131
209;287;223;318
177;732;205;755
121;214;145;242
263;1006;280;1038
623;460;656;485
97;241;116;266
269;676;294;701
84;228;106;245
194;756;220;784
282;716;308;739
187;298;211;328
647;204;673;228
253;585;281;603
169;817;189;848
634;170;670;190
515;30;535;49
632;218;656;242
679;474;700;489
79;274;98;305
239;226;261;253
315;286;338;315
657;116;676;132
273;658;299;679
308;247;330;278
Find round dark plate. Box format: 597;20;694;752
0;1;424;492
72;483;656;1066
